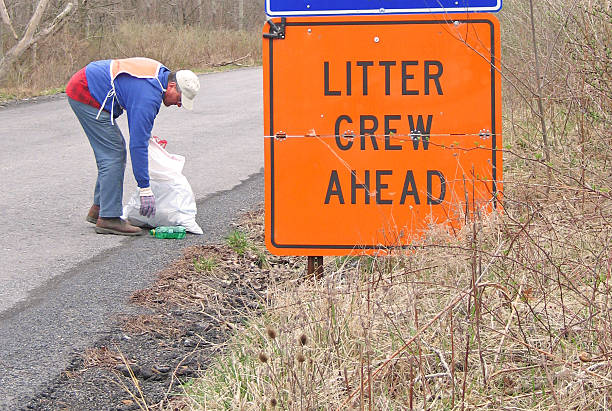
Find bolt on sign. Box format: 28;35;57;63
266;0;502;16
264;14;502;256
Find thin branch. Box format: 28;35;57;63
32;2;75;43
21;0;53;47
337;286;472;410
528;0;553;196
210;53;251;67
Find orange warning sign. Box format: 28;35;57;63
263;14;502;256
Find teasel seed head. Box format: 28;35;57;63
258;352;269;363
299;333;308;346
266;326;278;340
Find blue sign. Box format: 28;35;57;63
266;0;502;16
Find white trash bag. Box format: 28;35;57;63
122;136;203;234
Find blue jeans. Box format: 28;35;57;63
69;98;126;218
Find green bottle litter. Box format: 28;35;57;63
150;226;186;239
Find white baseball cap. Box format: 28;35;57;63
176;70;200;110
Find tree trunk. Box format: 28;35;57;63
77;0;89;37
238;0;243;31
0;0;19;40
210;0;217;26
31;41;36;66
197;0;203;26
0;1;75;82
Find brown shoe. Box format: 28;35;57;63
86;205;100;224
95;217;144;236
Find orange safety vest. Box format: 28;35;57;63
110;58;165;87
97;57;166;123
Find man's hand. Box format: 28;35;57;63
139;187;156;218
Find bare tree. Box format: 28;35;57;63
0;0;78;81
0;0;18;40
238;0;244;30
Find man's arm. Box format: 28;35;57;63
126;104;156;189
114;75;162;189
114;75;163;218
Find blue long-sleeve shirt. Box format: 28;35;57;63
85;59;169;189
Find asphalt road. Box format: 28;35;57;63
0;67;264;408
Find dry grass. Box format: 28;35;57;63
173;1;611;410
82;346;125;369
109;23;260;72
0;21;261;100
177;197;611;409
120;314;185;339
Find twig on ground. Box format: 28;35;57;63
211;53;251;67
